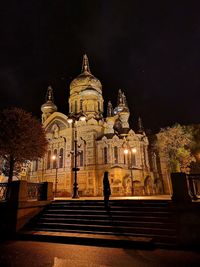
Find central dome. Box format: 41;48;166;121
70;55;102;95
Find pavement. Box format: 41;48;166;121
0;239;200;267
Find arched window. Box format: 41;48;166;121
79;150;84;167
47;150;51;169
59;148;64;168
53;149;57;169
152;152;157;170
131;152;136;166
80;99;83;111
104;147;108;164
114;146;118;164
75;101;77;113
35;159;38;171
124;153;126;164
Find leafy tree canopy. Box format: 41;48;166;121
156;124;196;173
0;107;48;182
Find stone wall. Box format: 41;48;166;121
0;180;53;236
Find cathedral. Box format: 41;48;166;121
30;55;166;197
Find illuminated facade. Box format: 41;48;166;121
30;55;164;196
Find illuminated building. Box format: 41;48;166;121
30;55;166;196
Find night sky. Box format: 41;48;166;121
0;1;200;132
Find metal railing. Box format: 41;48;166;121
27;182;44;201
188;174;200;200
0;183;8;201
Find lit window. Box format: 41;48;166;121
114;146;118;164
131;152;136;166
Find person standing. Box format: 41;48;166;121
103;171;111;208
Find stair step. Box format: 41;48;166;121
21;199;177;247
21;228;177;245
36;217;175;229
41;213;174;223
31;222;176;235
50;204;169;210
53;200;169;205
46;209;173;217
19;230;154;248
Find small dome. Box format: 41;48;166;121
41;100;57;114
41;86;57;114
70;55;102;95
114;89;129;115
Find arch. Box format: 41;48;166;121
43;112;70;130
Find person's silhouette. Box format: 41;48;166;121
103;171;111;208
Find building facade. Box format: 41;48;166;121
30;55;165;197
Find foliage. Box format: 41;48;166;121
0;157;23;178
0;107;48;182
156;124;195;173
186;124;200;173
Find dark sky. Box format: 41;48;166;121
0;1;200;132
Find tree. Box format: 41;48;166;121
156;124;195;173
186;124;200;173
0;107;48;183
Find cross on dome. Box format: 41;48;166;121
81;54;91;74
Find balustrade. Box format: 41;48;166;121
0;183;8;201
27;182;44;201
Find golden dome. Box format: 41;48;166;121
70;55;102;95
41;86;57;114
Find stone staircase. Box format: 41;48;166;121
19;199;177;248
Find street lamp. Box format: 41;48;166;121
124;147;137;196
67;114;86;198
52;154;59;197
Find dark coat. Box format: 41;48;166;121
103;172;111;197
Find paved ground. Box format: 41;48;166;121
0;240;200;267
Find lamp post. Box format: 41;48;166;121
67;115;86;198
124;147;137;196
52;155;58;197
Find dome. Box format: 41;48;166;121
114;89;129;115
70;55;102;95
41;86;57;114
41;100;57;114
